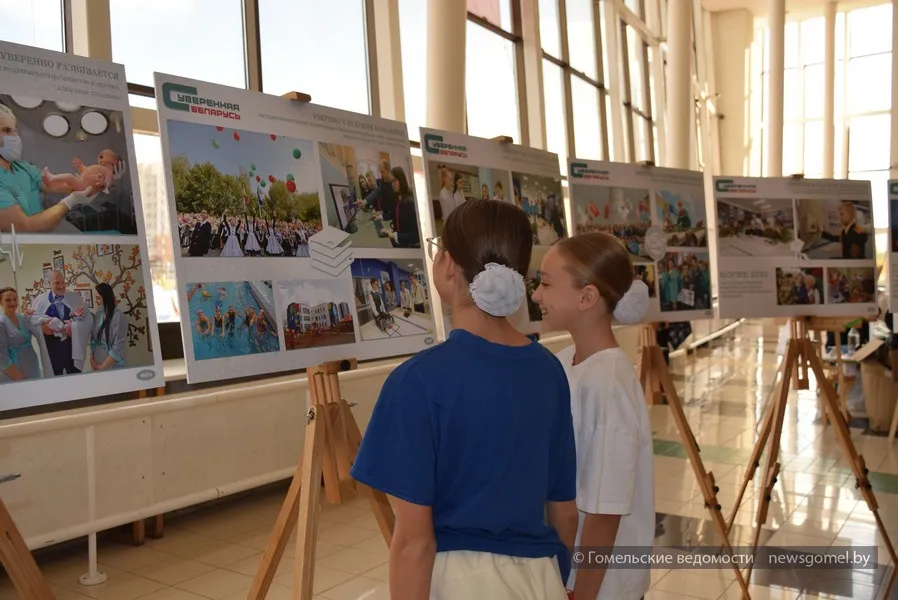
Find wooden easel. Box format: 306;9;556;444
724;318;898;595
247;360;395;600
0;476;56;599
636;324;752;598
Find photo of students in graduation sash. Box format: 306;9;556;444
0;243;155;387
796;198;873;260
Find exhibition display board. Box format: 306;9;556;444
567;160;712;322
0;42;164;409
418;128;567;334
713;176;877;319
155;75;435;383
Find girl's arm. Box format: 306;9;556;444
574;513;621;600
546;500;578;553
389;497;436;600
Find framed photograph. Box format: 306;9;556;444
329;183;358;231
97;244;114;256
42;265;52;286
52;255;65;272
76;288;94;309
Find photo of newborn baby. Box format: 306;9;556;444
41;149;122;195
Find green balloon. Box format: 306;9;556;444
292;148;301;159
251;163;257;170
212;139;219;149
260;180;267;188
286;174;294;181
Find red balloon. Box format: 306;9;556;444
286;180;296;193
233;132;240;141
270;134;277;140
255;175;261;182
268;175;275;183
216;126;224;131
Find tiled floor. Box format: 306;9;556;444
5;319;898;599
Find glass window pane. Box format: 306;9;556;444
626;27;646;112
133;133;179;323
784;21;800;68
783;122;802;176
566;0;597;80
848;114;891;172
835;13;846;61
803;121;823;177
803;64;824;119
847;54;892;114
849;170;889;228
835;119;846;178
634;116;650;163
400;0;426;141
784;68;802;121
110;0;246;88
571;77;602;160
800;17;825;65
261;0;369;115
835;59;845;118
848;4;892;57
542;60;568;174
466;22;520;141
0;0;63;51
539;0;562;57
468;0;513;32
625;0;643;19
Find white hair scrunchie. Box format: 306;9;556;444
613;280;650;325
469;262;526;317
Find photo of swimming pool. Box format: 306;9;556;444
185;280;281;361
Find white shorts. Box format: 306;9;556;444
430;550;569;600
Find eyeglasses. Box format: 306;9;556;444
425;237;445;262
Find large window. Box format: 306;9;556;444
540;0;609;171
465;20;521;140
110;0;247;90
260;0;370;115
620;22;655;163
762;4;892;227
0;0;64;51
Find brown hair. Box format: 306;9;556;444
442;199;532;283
0;287;16;300
555;232;635;313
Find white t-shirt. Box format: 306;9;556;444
556;345;655;600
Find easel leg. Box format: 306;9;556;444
246;407;320;600
804;340;898;597
651;347;752;598
293;406;326;600
0;499;56;599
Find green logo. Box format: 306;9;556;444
715;179;734;193
890;182;898;196
162;83;197;112
423;133;443;154
570;162;589;178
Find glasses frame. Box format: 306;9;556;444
425;236;445;261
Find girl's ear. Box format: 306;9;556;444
578;284;601;311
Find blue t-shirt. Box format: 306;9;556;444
351;329;577;581
0;161;43;216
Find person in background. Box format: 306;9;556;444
0;287;54;383
89;283;127;371
352;200;578;599
32;270;93;375
410;273;427;314
389;166;421;248
533;232;654;600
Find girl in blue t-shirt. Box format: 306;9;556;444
352;199;578;600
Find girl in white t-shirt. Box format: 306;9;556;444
533;232;655;600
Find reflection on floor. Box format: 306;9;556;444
358;308;432;341
8;320;898;599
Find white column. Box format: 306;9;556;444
372;0;406;121
426;0;467;132
823;2;836;178
70;0;112;59
520;0;546;149
891;0;898;178
766;0;786;177
666;0;693;169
